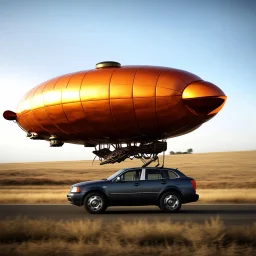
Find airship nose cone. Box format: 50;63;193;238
182;81;227;115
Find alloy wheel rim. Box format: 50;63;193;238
87;195;103;211
164;195;179;210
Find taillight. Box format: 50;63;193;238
190;180;196;190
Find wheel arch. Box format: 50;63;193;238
82;188;108;205
157;187;184;203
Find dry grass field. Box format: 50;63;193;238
0;218;255;256
1;150;256;187
0;151;256;203
0;187;255;204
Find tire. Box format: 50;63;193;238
159;191;182;213
83;192;107;214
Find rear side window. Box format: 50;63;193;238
167;170;178;179
146;169;165;180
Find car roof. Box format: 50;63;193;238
123;167;178;170
122;167;185;176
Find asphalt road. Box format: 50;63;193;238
0;204;255;226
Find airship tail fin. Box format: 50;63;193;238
3;110;17;121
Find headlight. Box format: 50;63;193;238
70;186;80;193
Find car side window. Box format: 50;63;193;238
120;170;141;181
167;170;178;179
145;169;165;180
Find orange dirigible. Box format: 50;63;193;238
3;61;227;166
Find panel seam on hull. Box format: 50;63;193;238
109;68;129;141
155;71;165;139
154;86;182;94
17;113;34;133
30;82;52;134
19;84;42;133
19;95;181;112
42;77;69;137
131;66;143;138
18;96;176;115
79;71;105;142
60;72;82;134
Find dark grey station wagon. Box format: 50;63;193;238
67;167;199;214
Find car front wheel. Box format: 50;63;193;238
159;191;182;213
84;192;107;214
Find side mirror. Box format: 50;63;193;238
116;176;121;182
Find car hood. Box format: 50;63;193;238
71;180;107;187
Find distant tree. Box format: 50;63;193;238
187;148;193;154
169;151;175;155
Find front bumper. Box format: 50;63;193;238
67;193;84;206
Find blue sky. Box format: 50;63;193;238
0;0;255;162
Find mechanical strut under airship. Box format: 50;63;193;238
3;61;227;166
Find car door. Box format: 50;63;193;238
140;168;167;205
107;169;142;206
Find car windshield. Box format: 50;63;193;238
106;169;124;180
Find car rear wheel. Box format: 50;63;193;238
84;192;107;214
159;191;182;213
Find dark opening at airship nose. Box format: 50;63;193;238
182;81;227;115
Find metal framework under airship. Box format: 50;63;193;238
93;140;167;167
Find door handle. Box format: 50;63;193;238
134;183;140;186
161;181;167;184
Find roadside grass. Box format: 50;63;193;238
198;189;256;203
0;187;255;204
0;218;255;256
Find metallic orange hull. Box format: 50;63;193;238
5;62;227;145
